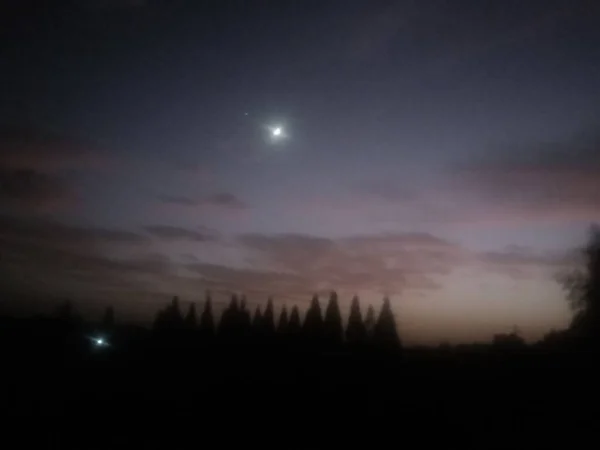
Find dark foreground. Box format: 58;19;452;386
1;316;597;449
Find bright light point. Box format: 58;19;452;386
266;124;287;142
95;338;104;346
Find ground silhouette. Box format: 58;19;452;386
1;281;598;448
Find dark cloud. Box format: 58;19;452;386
0;215;168;305
144;225;216;242
0;127;108;212
0;126;105;172
238;232;466;294
478;246;577;280
0;215;148;254
0;169;74;212
236;231;576;292
159;192;247;210
157;195;198;207
467;127;600;173
447;128;600;224
205;192;246;209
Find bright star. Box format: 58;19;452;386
272;127;282;137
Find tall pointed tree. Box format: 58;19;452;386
200;292;215;337
373;297;401;349
277;306;289;334
287;306;302;335
303;294;324;345
364;304;376;337
287;305;302;350
184;303;197;329
346;295;367;344
219;294;240;337
324;291;343;346
239;295;252;333
165;296;184;329
262;297;276;336
252;306;263;329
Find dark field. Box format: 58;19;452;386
2;310;596;449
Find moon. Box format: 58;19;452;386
269;125;285;140
265;124;288;144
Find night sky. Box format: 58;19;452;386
1;0;600;344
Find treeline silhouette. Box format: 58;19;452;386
150;291;400;355
1;294;597;449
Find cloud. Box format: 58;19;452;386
0;215;169;305
0;126;105;172
0;214;575;325
448;129;600;225
205;192;246;209
0;169;74;212
158;192;247;210
186;262;313;303
0;214;148;249
478;246;576;280
349;128;600;227
235;231;576;296
157;195;198;207
238;232;467;295
144;225;217;242
0;126;108;212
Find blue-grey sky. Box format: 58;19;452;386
1;0;599;344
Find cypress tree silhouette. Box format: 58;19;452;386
164;296;184;330
262;297;276;336
252;305;263;329
303;294;324;346
324;291;343;346
287;305;302;351
364;304;376;337
373;297;401;349
240;296;251;323
346;295;367;344
287;305;302;335
252;305;264;345
277;306;289;334
184;303;197;329
239;295;252;337
199;292;215;337
219;294;240;338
